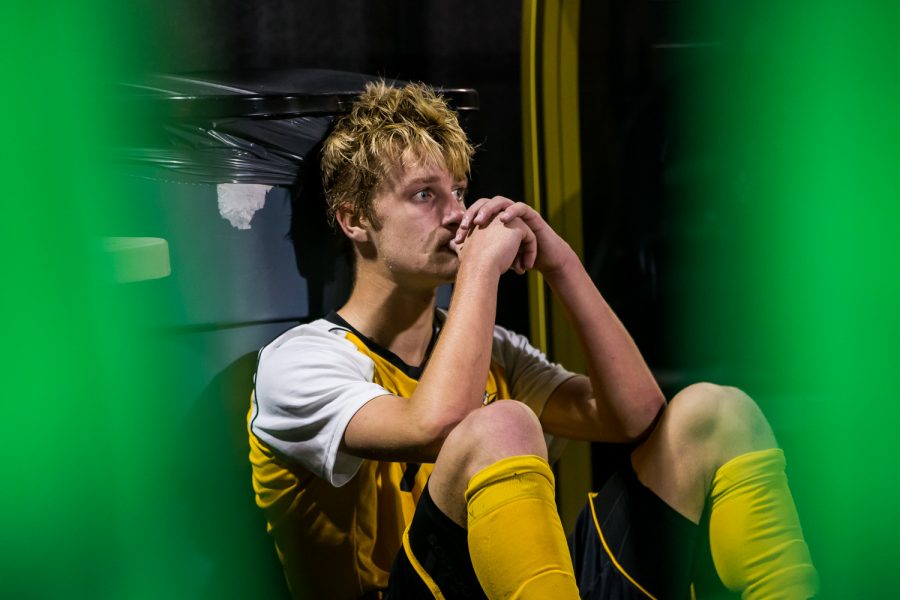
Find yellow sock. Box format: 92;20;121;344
709;448;819;599
465;455;580;599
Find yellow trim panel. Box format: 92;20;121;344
401;527;444;599
587;492;657;600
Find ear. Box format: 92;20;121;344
335;204;371;243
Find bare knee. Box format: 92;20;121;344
629;383;776;522
442;400;547;482
666;382;776;462
427;401;548;526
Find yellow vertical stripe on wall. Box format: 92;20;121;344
521;0;548;355
523;0;592;534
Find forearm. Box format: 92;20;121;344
412;261;500;437
545;249;665;439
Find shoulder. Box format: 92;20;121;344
256;318;377;396
262;317;355;355
261;318;367;365
251;318;387;485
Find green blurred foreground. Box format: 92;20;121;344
678;2;900;597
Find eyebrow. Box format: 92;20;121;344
402;176;468;188
404;176;440;187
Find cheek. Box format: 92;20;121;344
384;236;428;267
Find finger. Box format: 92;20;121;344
511;250;526;274
472;196;515;226
522;228;537;270
511;254;529;274
459;197;493;232
455;222;472;244
498;201;536;224
513;246;527;273
460;197;518;244
508;217;537;273
456;198;490;242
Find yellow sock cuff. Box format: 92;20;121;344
708;447;818;599
711;447;786;502
465;454;555;518
464;454;579;599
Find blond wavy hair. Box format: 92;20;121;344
321;81;474;229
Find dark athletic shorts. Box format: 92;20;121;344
385;485;486;599
569;463;699;599
385;463;698;600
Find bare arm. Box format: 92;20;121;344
539;246;664;441
342;216;537;463
456;198;665;442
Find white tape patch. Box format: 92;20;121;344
216;183;273;229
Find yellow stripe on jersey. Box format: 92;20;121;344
587;492;658;600
401;527;444;599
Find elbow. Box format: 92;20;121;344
416;409;469;458
621;389;666;442
422;409;468;441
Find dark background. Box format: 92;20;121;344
136;0;531;333
133;0;730;382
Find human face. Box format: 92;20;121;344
366;161;467;289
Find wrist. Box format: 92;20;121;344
540;245;579;284
456;255;503;286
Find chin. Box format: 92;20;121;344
441;258;461;279
427;268;458;288
413;253;459;285
430;265;457;283
395;262;457;290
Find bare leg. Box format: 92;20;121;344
426;400;579;599
630;383;817;598
630;382;776;523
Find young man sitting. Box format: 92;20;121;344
248;82;818;599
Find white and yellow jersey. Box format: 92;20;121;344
248;311;573;599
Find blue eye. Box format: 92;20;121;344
453;188;467;201
415;190;433;202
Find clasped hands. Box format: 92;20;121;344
451;196;572;277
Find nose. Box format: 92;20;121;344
442;192;464;228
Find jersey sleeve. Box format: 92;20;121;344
491;324;578;460
251;323;387;487
491;324;578;415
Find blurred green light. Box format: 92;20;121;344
682;2;900;596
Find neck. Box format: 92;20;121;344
338;269;440;367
